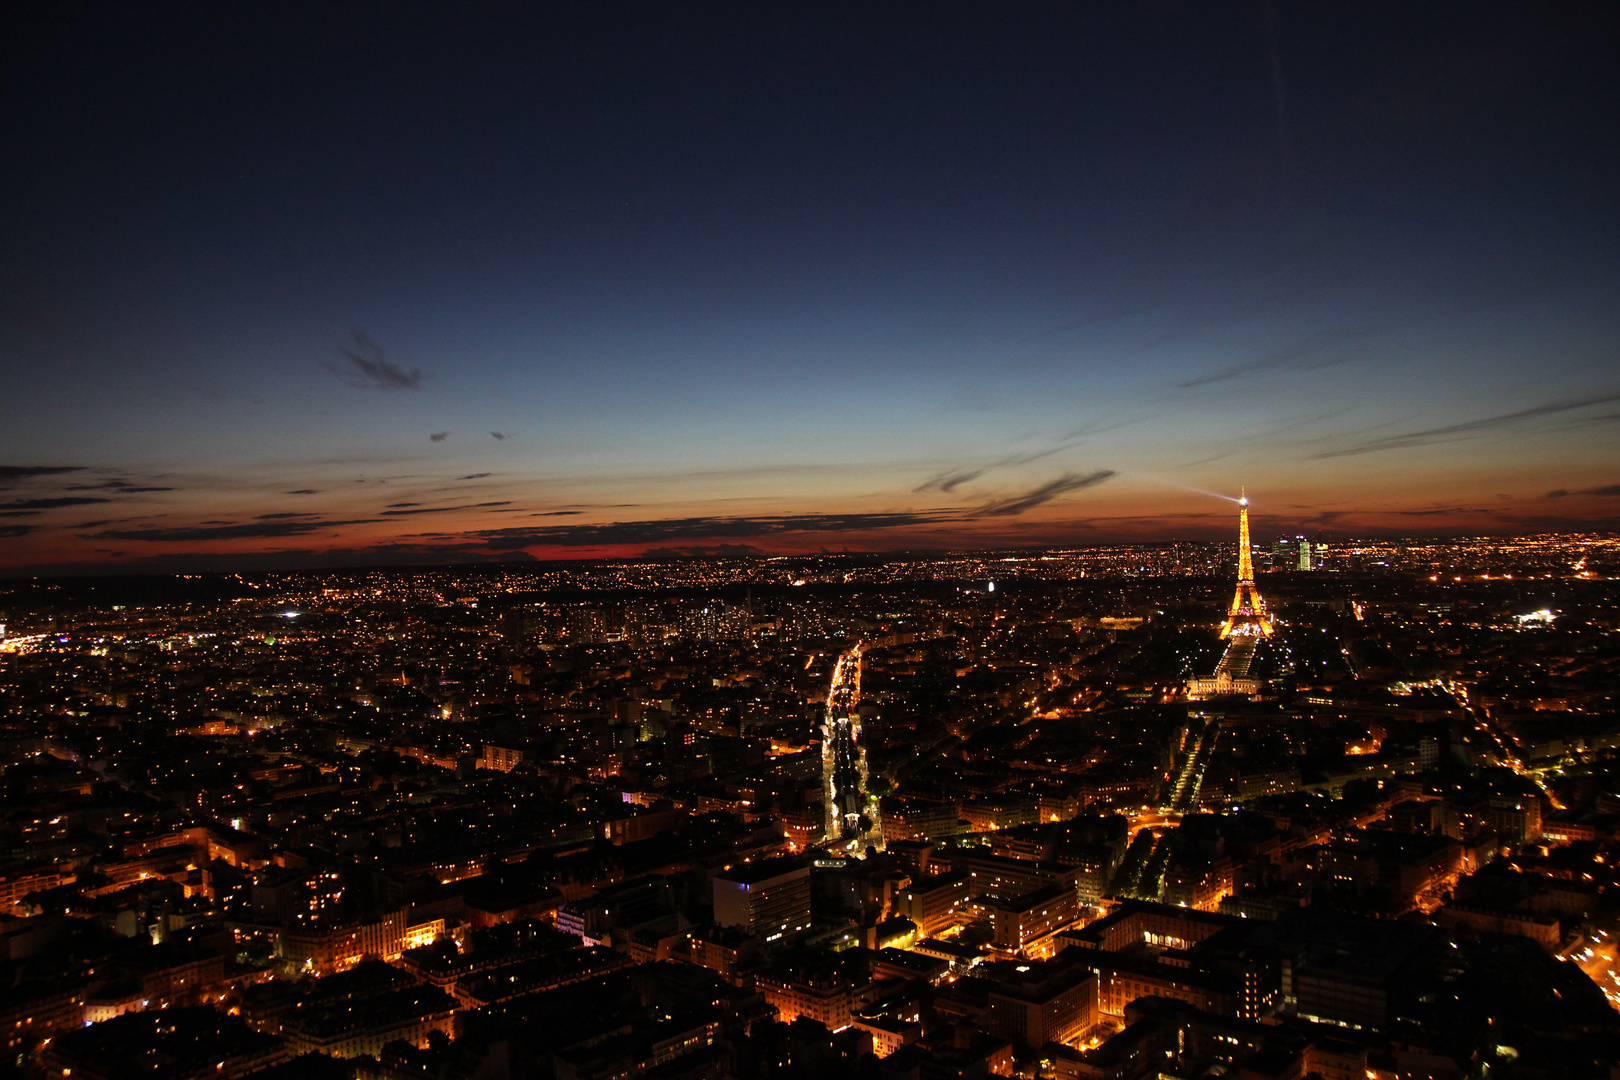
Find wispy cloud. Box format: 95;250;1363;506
490;431;507;440
473;511;956;549
918;448;1062;494
2;542;535;576
1172;450;1239;469
1547;484;1620;499
429;432;450;442
915;438;1096;495
85;519;379;541
0;496;112;517
381;502;512;516
64;478;175;493
1312;392;1620;459
323;331;425;391
916;421;1138;496
967;471;1116;518
1178;325;1385;388
456;473;492;481
0;465;85;486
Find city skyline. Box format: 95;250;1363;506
2;4;1617;575
2;9;1617;1065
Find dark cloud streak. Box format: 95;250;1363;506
86;519;380;541
0;497;111;511
323;331;424;391
64;479;175;493
1177;325;1386;388
381;502;511;516
0;466;85;482
967;471;1116;518
916;442;1084;494
1313;393;1620;458
1547;484;1620;499
473;511;956;549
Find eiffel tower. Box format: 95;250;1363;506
1219;489;1273;639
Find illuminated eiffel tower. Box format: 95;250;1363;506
1219;488;1273;639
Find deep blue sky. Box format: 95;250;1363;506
2;2;1617;571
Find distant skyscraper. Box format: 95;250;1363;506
1272;535;1313;571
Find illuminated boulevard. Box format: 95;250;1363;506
820;644;882;855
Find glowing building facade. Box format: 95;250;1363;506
1219;491;1273;640
1190;490;1271;701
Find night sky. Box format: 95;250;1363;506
2;3;1617;573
